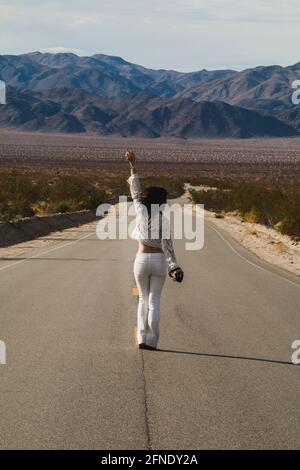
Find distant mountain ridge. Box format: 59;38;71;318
177;64;300;114
0;51;235;99
0;51;299;137
0;86;297;138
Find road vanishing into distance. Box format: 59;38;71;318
0;197;300;450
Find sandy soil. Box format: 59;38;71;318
0;220;97;260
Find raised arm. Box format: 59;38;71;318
125;149;137;177
125;149;143;209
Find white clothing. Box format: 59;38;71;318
133;253;167;348
127;173;179;273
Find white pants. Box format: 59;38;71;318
133;253;167;348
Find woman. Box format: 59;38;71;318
125;149;184;350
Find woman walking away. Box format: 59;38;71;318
125;150;184;351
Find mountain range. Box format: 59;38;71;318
0;51;300;138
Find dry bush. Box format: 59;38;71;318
190;183;300;239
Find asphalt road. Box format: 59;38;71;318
0;202;300;450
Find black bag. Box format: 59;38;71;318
169;268;184;283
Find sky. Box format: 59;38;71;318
0;0;300;71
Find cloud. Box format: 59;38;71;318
41;47;88;55
1;0;300;71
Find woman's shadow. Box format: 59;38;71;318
155;348;293;366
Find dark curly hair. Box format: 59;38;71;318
142;186;167;216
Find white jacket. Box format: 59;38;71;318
127;173;179;273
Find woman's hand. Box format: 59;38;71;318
125;149;136;166
170;267;184;282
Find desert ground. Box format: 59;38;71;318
1;130;300;187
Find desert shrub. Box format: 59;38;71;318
185;175;232;190
0;171;106;221
47;176;106;212
0;171;39;221
190;183;300;239
189;188;231;211
51;201;72;214
276;191;300;238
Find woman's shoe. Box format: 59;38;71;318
138;343;147;349
145;345;157;351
